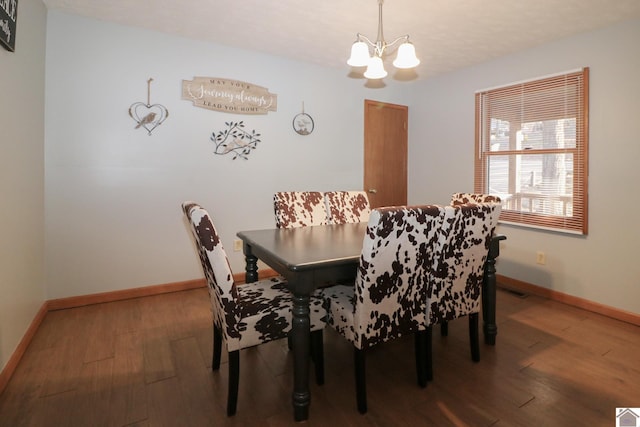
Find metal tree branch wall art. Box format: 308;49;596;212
129;78;169;135
211;121;261;160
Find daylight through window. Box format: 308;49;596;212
474;68;589;234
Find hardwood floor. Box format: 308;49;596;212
1;286;638;426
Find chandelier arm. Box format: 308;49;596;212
356;33;377;48
384;35;410;52
358;33;408;58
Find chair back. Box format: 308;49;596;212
427;203;501;325
451;192;502;206
182;202;239;341
325;191;371;224
352;205;445;349
273;191;329;228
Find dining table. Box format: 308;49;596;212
237;222;505;422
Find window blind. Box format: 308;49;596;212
474;68;589;234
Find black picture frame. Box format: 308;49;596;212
0;0;18;52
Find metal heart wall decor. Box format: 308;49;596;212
129;102;169;135
128;78;169;136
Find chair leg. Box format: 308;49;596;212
311;330;325;385
469;313;480;362
415;330;428;387
227;350;240;416
354;348;367;414
212;324;222;370
426;326;433;381
440;321;448;336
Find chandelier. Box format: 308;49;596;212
347;0;420;79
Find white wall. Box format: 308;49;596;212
0;0;47;371
44;10;413;299
408;19;640;314
44;11;640;313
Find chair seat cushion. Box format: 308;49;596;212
321;285;357;345
234;276;326;350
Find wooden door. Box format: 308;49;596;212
363;99;408;208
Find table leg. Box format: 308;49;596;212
243;244;258;284
291;290;311;421
483;234;506;345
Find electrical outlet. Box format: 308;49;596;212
233;239;243;252
536;251;546;265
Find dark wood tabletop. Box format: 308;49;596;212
237;222;367;271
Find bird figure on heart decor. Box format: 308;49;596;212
129;78;169;135
135;112;156;129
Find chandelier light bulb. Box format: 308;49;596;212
364;56;388;79
393;42;420;69
347;41;371;67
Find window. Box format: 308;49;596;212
474;68;589;234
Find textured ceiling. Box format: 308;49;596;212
42;0;640;80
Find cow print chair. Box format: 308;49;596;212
322;205;444;413
324;190;372;225
425;203;501;380
436;193;503;338
181;202;327;416
273;191;329;228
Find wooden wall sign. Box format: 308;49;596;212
182;77;277;115
0;0;18;51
